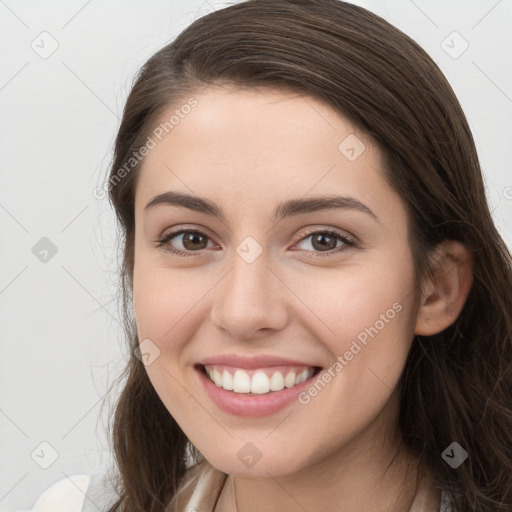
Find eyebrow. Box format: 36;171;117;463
144;191;380;224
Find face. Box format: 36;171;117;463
132;86;422;478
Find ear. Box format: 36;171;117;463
414;240;473;336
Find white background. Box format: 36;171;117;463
1;0;511;510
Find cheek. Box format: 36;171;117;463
133;262;211;343
132;267;202;417
293;257;415;340
281;264;417;455
288;254;417;393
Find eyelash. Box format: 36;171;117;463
154;226;356;258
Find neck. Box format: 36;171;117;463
215;430;425;512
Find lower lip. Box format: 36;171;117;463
195;365;321;417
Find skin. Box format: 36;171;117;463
132;85;473;512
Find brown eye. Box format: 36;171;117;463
294;228;356;257
156;229;214;256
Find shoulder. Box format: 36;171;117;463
17;472;119;512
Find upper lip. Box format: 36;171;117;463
198;354;321;369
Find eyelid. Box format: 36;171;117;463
158;224;217;243
296;225;357;245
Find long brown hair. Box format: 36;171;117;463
102;1;512;510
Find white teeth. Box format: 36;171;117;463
206;366;316;395
213;369;222;387
222;370;233;391
295;369;310;385
284;371;296;388
269;371;284;391
251;371;270;394
233;369;252;393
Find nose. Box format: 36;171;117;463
209;248;289;340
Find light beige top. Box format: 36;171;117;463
177;461;455;512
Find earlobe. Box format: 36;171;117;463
414;240;473;336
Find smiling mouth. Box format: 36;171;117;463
196;364;323;395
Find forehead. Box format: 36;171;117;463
134;86;395;222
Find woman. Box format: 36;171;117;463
27;1;512;511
